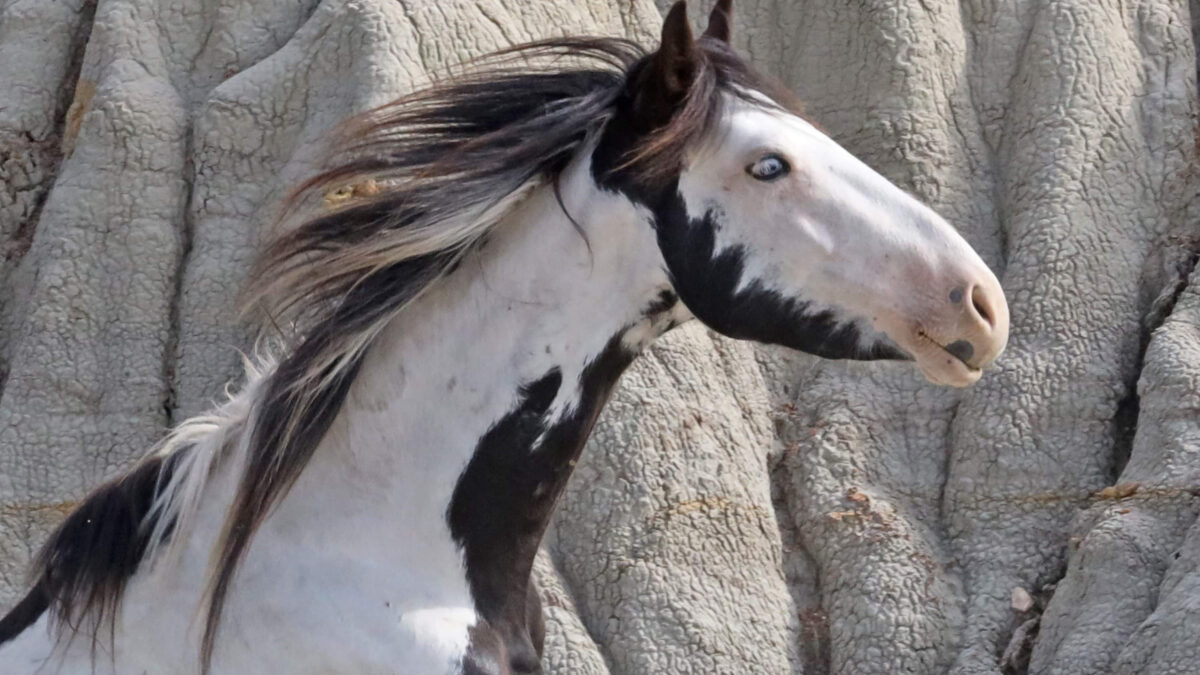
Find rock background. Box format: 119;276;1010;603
1;0;1198;673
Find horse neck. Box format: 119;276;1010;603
252;154;678;623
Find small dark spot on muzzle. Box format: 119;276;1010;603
949;287;965;304
944;339;975;365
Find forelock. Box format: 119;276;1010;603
613;37;805;185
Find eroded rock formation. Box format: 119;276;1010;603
1;1;1197;672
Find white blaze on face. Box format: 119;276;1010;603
676;97;1009;387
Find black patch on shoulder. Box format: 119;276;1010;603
449;338;635;674
523;577;545;659
0;447;189;647
461;619;509;675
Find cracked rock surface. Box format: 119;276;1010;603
2;1;1199;673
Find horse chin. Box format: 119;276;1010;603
914;352;982;388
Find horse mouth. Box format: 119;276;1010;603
908;328;982;387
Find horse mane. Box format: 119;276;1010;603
1;32;803;671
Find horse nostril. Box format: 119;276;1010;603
970;284;995;329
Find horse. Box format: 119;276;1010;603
0;1;1008;673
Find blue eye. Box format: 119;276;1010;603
747;154;790;181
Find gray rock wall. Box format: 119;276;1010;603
1;1;1198;673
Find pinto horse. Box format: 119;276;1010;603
0;1;1007;673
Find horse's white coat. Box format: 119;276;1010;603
0;98;1006;673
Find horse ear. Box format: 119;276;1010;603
654;1;697;97
702;0;733;43
634;1;697;126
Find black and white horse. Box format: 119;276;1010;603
0;2;1008;673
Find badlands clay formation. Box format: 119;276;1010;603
1;0;1197;672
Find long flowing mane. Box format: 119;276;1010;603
203;38;648;669
3;31;803;671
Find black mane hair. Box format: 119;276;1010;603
0;450;188;650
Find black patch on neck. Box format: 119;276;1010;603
0;448;190;647
449;337;635;674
